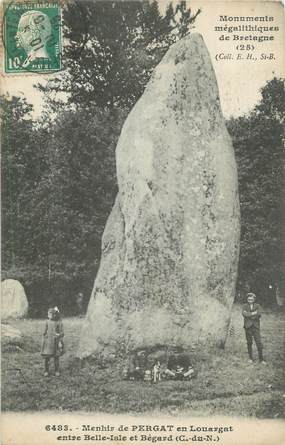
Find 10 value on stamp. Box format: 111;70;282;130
3;0;62;73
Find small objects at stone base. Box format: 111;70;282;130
152;361;161;383
122;368;129;380
144;370;152;382
183;366;195;379
163;353;196;380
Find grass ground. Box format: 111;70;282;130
2;304;285;417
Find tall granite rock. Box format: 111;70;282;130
79;33;240;358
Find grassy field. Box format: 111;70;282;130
2;305;285;417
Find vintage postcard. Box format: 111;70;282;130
1;0;285;444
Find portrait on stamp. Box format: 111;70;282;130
4;1;62;72
16;10;52;67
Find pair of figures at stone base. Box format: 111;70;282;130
123;349;196;383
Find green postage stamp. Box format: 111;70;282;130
3;1;62;73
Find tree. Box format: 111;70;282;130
227;78;285;304
1;95;39;268
39;0;201;112
1;94;54;314
18;106;124;314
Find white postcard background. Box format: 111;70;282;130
1;1;285;444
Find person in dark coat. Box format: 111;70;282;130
41;307;64;376
242;293;266;364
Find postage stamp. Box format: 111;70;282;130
3;1;62;73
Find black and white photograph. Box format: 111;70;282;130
1;1;285;444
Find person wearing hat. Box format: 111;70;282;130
242;293;266;364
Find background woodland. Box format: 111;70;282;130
2;1;284;315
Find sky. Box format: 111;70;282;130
2;0;285;118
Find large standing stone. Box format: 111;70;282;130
1;279;29;319
79;33;240;358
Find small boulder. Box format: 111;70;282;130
1;279;29;319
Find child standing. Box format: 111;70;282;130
41;307;64;376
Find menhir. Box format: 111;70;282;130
78;33;240;358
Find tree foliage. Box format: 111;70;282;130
39;0;201;111
1;95;40;268
227;78;285;303
2;98;123;315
